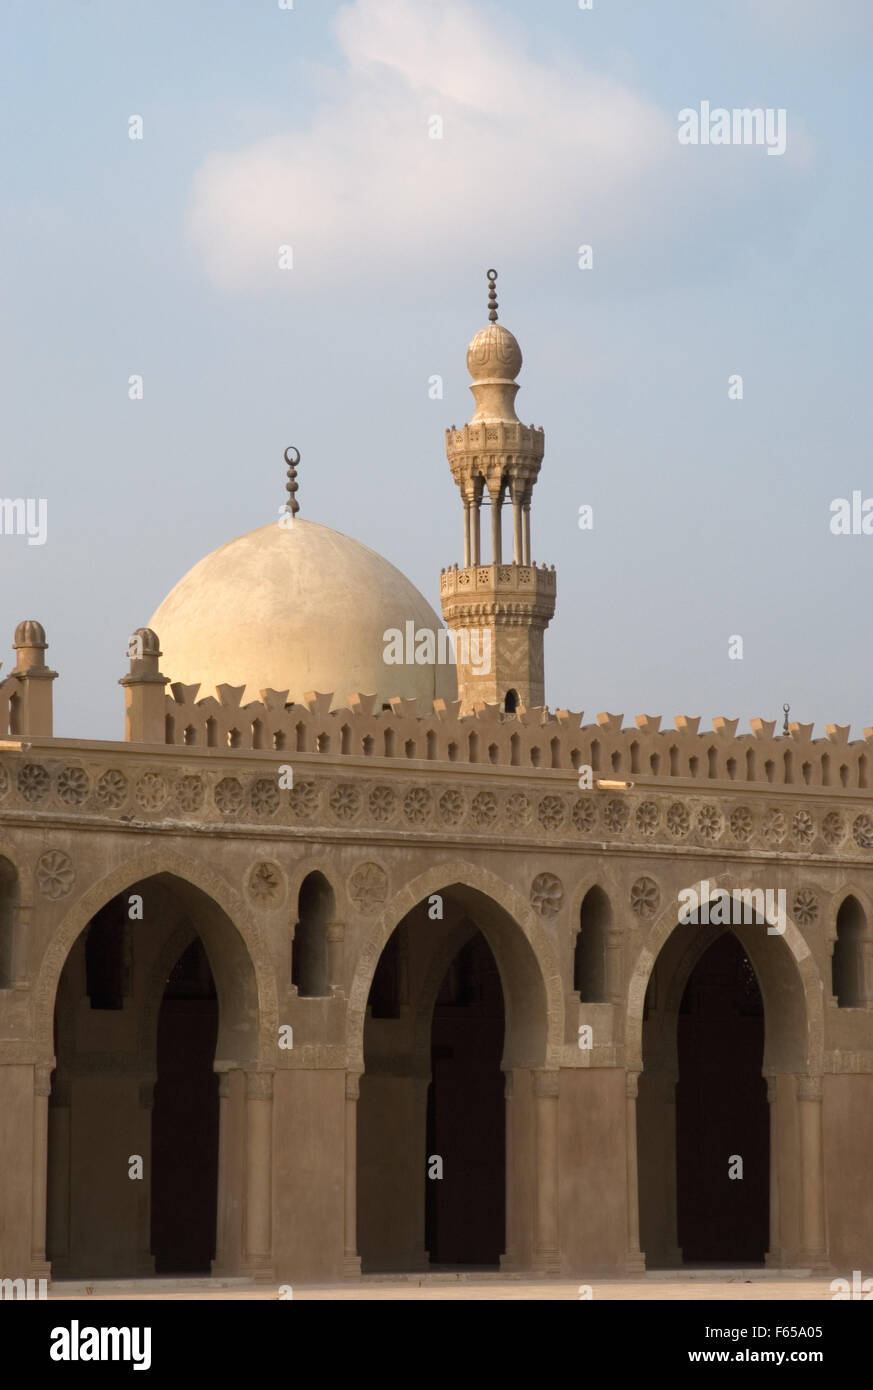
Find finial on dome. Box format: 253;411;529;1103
487;268;498;322
284;445;300;518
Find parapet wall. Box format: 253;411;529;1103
158;681;873;795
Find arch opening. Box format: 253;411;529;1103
635;904;811;1270
356;880;549;1273
46;871;260;1279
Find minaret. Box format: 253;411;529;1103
440;270;556;714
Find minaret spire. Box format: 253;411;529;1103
487;267;498;322
284;445;300;518
440;272;557;714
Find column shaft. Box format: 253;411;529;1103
244;1071;274;1279
522;505;531;565
499;1071;517;1270
512;499;523;564
533;1071;560;1273
213;1072;233;1274
491;494;502;565
625;1071;646;1271
797;1075;827;1269
344;1073;362;1276
765;1076;782;1267
463;502;471;567
31;1067;51;1272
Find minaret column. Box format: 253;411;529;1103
441;269;555;713
490;485;502;565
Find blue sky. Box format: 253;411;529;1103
1;0;871;740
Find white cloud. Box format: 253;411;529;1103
186;0;811;292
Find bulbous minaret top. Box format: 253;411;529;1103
465;270;523;422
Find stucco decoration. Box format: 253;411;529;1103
348;862;389;913
531;872;563;918
36;850;75;900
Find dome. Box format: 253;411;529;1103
148;519;457;710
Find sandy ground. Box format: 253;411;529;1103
45;1271;841;1301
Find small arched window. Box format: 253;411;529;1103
504;689;519;714
833;896;866;1007
292;872;334;997
574;886;611;1003
0;857;18;988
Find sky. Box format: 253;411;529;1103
1;0;871;741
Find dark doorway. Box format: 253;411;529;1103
676;933;768;1263
151;938;219;1273
425;931;505;1265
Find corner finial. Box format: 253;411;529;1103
783;702;790;734
487;268;498;322
284;445;300;518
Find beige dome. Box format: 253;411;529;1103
149;518;457;710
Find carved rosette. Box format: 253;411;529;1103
248;861;284;904
635;801;659;836
531;872;563;918
666;801;690;837
289;780;319;820
348;862;388;913
403;787;432;825
368;785;395;822
251;777;280;816
330;783;361;822
729;805;753;843
792;889;818;927
137;771;169;811
19;763;50;803
176;774;204;812
792;809;815;847
852;814;873;849
214;776;243;816
471;790;498;828
572;798;595;833
505;792;531;828
697;804;723;843
822;812;845;847
630;876;659;919
36;849;75;900
604;798;629;833
762;808;786;845
96;768;127;809
438;788;465;825
57;766;89;807
538;795;566;832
